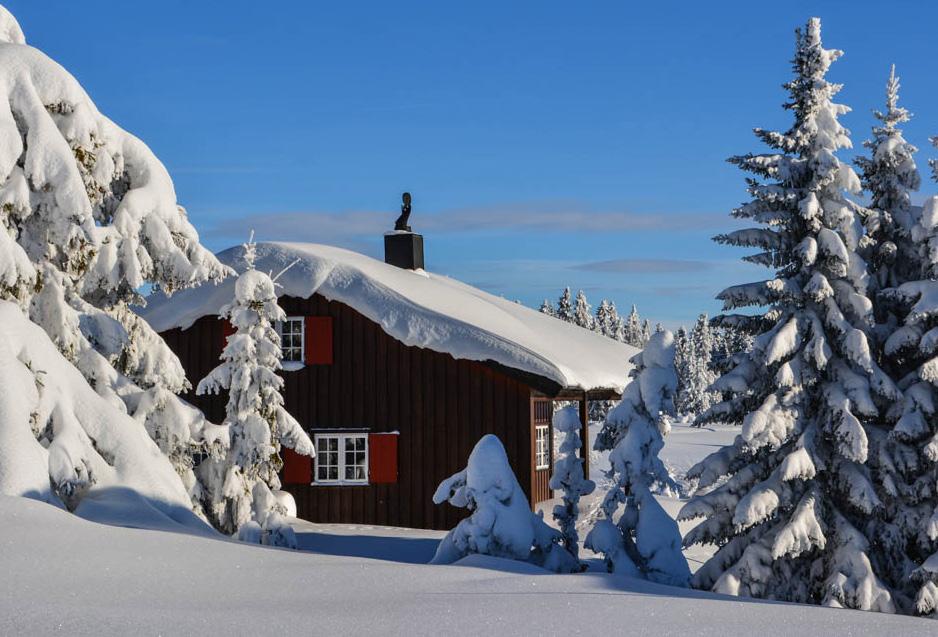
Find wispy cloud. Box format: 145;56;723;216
202;202;731;245
571;258;716;273
171;165;266;176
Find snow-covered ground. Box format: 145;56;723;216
3;495;933;636
5;421;935;635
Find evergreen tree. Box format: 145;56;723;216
587;330;690;586
611;302;627;342
0;11;230;513
930;136;938;183
679;19;898;612
641;320;653;347
852;65;931;612
682;314;718;416
557;287;575;323
595;299;614;337
624;305;644;348
854;65;921;317
711;324;755;375
574;289;594;330
539;298;556;317
432;434;576;572
607;301;621;338
549;406;595;569
880;226;938;614
673;327;694;415
674;325;693;415
876;101;938;617
197;238;314;546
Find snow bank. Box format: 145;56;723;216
0;300;208;534
431;434;574;571
2;495;935;636
140;242;637;391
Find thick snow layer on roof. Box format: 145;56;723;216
141;242;636;391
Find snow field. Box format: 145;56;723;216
2;495;934;636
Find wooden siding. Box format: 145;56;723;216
162;293;539;530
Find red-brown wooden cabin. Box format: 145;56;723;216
140;234;635;531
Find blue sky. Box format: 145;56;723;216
9;1;938;327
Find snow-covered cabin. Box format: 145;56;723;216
141;240;636;530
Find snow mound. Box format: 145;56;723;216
141;242;637;391
0;300;209;534
431;434;575;572
3;495;936;636
0;5;24;44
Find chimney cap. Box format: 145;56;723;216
394;191;413;232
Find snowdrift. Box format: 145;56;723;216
0;300;210;534
142;242;638;392
2;494;934;636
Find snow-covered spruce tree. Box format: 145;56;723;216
873;116;938;616
678;19;899;612
679;314;718;417
0;6;230;513
557;287;575;323
539;298;556;317
673;327;694;415
595;299;614;337
854;65;921;322
574;289;594;330
586;331;690;586
930;136;938;183
611;303;627;342
711;323;754;375
879;238;938;615
851;65;935;612
431;434;576;572
588;398;616;422
549;406;595;568
641;320;653;347
196;239;314;547
624;305;644;347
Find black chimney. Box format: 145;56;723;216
384;192;425;270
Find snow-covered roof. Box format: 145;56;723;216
140;242;636;392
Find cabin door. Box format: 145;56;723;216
530;397;553;507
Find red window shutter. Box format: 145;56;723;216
304;316;333;365
368;433;398;484
281;447;311;485
220;319;235;350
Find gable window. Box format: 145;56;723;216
535;424;550;470
279;317;304;362
314;433;368;485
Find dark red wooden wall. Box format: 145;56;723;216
161;293;541;530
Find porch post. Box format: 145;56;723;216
578;390;589;479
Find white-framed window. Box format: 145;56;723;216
314;433;368;485
535;424;550;470
279;317;304;363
